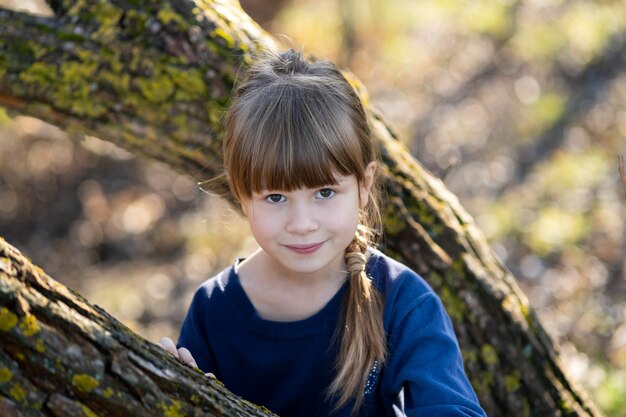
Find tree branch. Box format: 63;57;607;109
0;237;277;416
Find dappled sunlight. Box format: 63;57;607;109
1;0;625;413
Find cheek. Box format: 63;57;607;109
247;210;280;240
327;199;360;231
335;212;359;248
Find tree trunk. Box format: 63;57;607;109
0;237;277;417
0;0;604;416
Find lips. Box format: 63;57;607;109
284;242;325;254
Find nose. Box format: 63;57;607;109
285;201;318;234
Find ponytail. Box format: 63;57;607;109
329;223;386;413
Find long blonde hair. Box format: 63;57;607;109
222;49;386;412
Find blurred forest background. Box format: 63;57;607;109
1;0;625;414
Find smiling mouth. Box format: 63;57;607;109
284;242;325;254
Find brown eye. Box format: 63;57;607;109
266;194;285;203
316;189;335;199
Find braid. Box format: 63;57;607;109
329;222;386;412
345;224;369;277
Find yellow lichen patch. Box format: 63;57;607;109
80;403;100;417
0;367;13;383
428;271;444;288
439;287;464;322
408;201;435;226
19;314;40;336
480;344;499;366
0;307;18;332
477;370;494;393
15;352;25;361
166;67;207;100
504;370;521;393
19;62;58;85
128;46;143;73
72;374;100;393
99;70;130;93
160;400;184;417
120;93;143;111
170;113;192;136
520;300;531;321
10;384;26;403
92;1;123;27
462;348;478;366
157;7;189;29
107;51;124;74
26;41;48;60
90;1;123;42
136;72;175;104
213;27;235;48
451;258;465;275
59;61;98;97
238;41;249;52
66;0;88;16
103;387;114;398
49;60;108;118
35;338;45;352
206;101;226;125
55;62;97;107
382;202;405;235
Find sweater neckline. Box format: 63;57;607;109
221;263;348;339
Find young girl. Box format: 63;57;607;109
160;50;486;417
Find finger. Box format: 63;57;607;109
177;347;198;368
158;337;179;358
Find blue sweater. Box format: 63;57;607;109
178;249;486;417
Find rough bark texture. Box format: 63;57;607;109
0;0;604;416
0;237;278;417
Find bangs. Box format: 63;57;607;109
229;83;364;198
252;136;345;193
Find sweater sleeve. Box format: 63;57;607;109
383;291;486;417
177;286;217;375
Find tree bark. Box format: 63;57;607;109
0;0;604;416
0;237;277;417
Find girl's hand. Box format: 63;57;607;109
158;337;215;378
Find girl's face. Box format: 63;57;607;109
240;162;376;280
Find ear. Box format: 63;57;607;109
359;161;377;208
